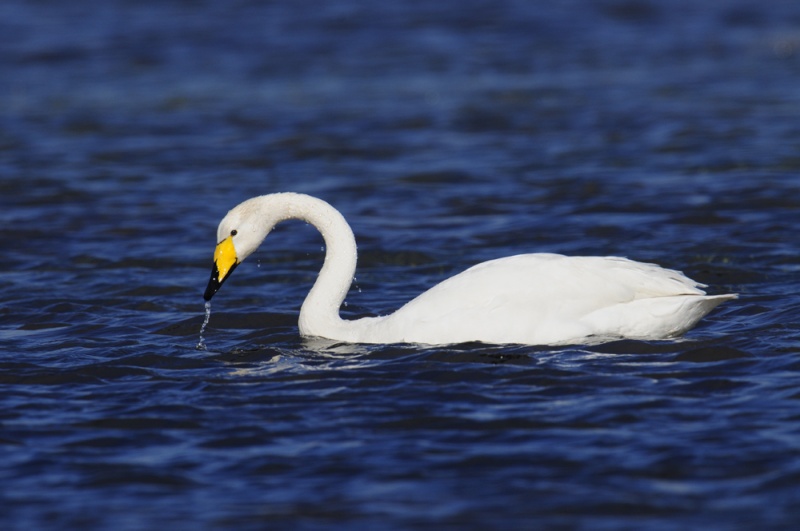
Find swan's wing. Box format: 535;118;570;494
383;254;714;344
402;254;706;311
578;255;708;298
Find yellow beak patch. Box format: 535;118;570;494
213;236;238;282
203;235;240;301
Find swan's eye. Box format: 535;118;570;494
230;229;238;236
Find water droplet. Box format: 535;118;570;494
196;301;212;350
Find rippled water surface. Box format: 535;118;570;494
2;1;800;529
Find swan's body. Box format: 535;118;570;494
203;193;735;346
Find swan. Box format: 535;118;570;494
202;192;736;346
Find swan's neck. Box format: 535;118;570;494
259;193;357;338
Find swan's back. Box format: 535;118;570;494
364;254;734;345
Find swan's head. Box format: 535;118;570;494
203;198;275;301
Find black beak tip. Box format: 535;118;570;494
204;267;221;301
203;261;238;301
203;286;216;301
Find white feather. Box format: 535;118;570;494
206;193;736;346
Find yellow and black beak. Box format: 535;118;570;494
203;236;239;301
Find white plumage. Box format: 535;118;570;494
203;193;735;346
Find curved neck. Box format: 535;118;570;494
259;193;357;337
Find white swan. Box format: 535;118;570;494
203;193;736;346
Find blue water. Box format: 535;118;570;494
2;0;800;529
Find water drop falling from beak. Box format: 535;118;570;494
196;300;212;351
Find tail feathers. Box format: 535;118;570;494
674;293;737;336
700;293;738;311
582;292;737;340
